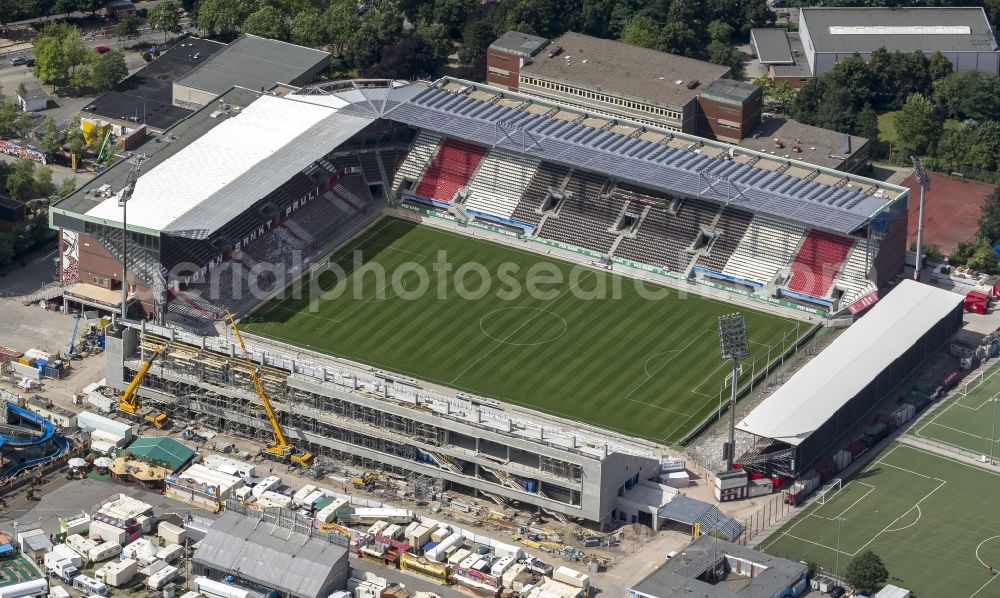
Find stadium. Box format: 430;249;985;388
49;77;914;527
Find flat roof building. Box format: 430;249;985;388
518;32;730;133
740;117;870;173
487;31;550;91
628;536;807;598
799;7;1000;77
193;511;349;598
173;35;331;109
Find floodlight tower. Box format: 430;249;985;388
117;153;147;324
910;156;930;282
718;313;750;471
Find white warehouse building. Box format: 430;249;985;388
798;7;999;76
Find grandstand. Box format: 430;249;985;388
52;77;917;528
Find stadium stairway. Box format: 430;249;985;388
694;207;755;273
786;230;854;297
425;450;463;475
834;238;878;307
616;196;720;273
334;183;366;212
510;162;572;227
392;131;442;195
324;189;358;214
479;463;526;492
283;219;314;245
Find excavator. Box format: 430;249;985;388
226;310;314;467
119;343;168;429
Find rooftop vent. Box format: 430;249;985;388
547;46;563;58
686;79;700;89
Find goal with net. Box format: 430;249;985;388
817;478;842;504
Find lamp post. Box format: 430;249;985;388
835;516;846;581
718;313;751;471
910;156;930;282
990;397;999;465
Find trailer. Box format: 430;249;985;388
72;574;107;596
251;475;282;498
147;565;179;590
316;498;349;524
157;521;187;546
87;541;121;563
95;558;137;587
156;542;183;563
65;534;98;565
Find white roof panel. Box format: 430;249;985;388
85;95;338;232
737;280;962;445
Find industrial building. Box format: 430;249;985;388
517;32;732;133
627;536;808;598
172;35;331;109
754;7;1000;83
736;280;964;475
193;511;349;598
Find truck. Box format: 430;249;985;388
43;552;80;583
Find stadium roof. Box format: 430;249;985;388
520;32;731;108
84;94;371;237
194;511;347;598
175;34;331;96
378;81;900;233
737;280;963;446
801;7;999;54
751;28;794;64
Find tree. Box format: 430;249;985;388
894;93;941;157
148;0;183;42
93;52;128;92
707;40;742;77
365;34;441;79
40;116;60;154
243;6;290;41
198;0;256;39
13;111;33;139
0;101;15;137
65;114;85;166
324;0;362;55
34;166;53;196
966;236;1000;275
6;158;36;201
855;104;878;142
933;70;1000;122
927;51;953;82
33;36;70;88
659;20;697;56
433;0;476;37
53;177;76;202
418;23;453;65
845;551;889;595
753;77;795;112
979;188;1000;245
115;12;141;44
620;14;660;50
458;18;495;64
291;11;328;47
707;19;733;44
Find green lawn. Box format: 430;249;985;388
761;443;1000;597
242;218;802;443
879;111;961;146
912;360;1000;456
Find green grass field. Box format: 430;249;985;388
242;218;803;443
761;443;1000;597
912;360;1000;456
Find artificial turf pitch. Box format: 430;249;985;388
761;443;1000;597
242;218;802;443
912;358;1000;456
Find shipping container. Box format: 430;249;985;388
554;565;590;591
748;478;773;498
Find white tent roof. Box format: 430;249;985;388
85;95;342;233
737;280;962;445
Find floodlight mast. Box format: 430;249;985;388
910;156;930;282
718;313;750;471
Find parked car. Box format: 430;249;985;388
829;586;846;598
95;45;112;54
9;56;27;65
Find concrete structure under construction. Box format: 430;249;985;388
104;323;661;528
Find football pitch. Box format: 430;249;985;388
912;359;1000;456
242;217;803;443
761;443;1000;597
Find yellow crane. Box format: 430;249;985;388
226;310;313;467
119;345;168;429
